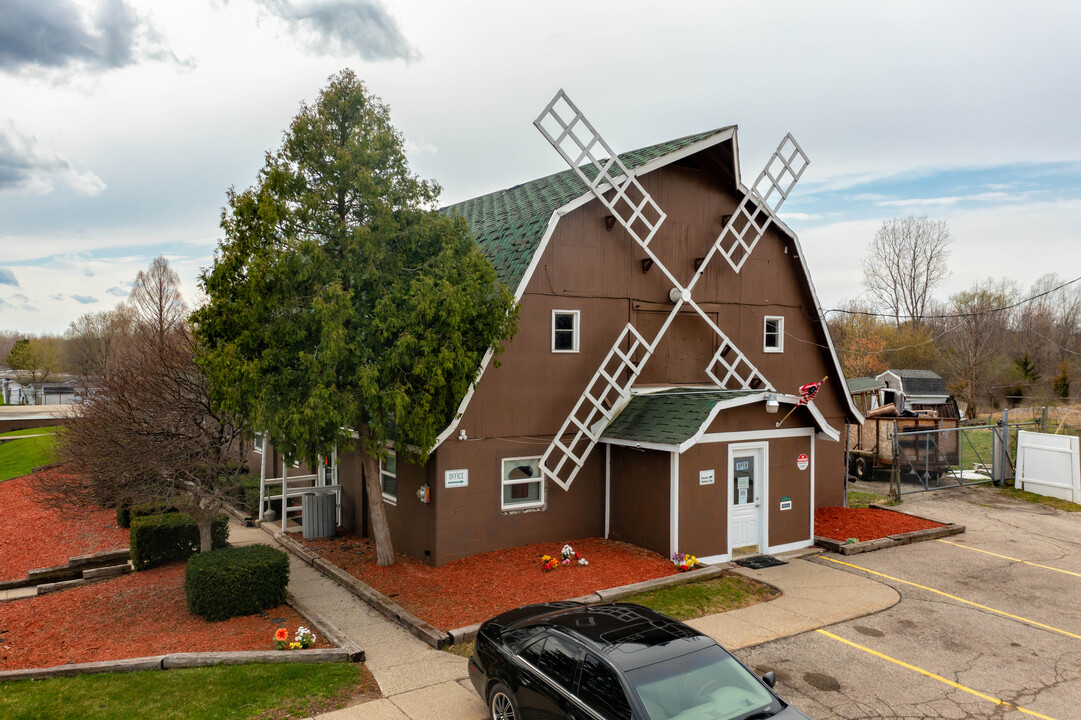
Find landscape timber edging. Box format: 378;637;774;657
815;505;965;555
443;564;729;646
258;522;451;650
0;548;133;591
0;648;354;683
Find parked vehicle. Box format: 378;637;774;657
468;601;812;720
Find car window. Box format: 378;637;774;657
520;634;580;691
580;651;632;720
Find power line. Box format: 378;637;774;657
824;275;1081;321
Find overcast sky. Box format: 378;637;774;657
1;0;1079;334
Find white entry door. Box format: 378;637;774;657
729;445;765;552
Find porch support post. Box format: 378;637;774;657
669;451;679;559
282;458;288;532
258;436;268;522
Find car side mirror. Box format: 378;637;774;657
761;670;775;689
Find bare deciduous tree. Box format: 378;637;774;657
64;306;135;392
939;278;1017;416
862;217;951;328
130;256;188;351
46;259;243;552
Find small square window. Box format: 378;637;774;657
763;316;784;353
381;451;397;503
502;457;543;510
552;310;580;353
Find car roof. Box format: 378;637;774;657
505;602;718;671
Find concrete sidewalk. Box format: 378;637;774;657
231;523;898;720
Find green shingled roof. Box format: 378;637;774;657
442;127;733;290
602;389;762;447
846;377;884;394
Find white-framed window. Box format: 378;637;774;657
501;456;543;510
763;316;784;353
253;433;264;454
552;310;580;353
381;451;397;504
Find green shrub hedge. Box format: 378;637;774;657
116;501;183;529
185;544;290;621
129;512;229;570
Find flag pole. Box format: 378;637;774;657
776;375;828;428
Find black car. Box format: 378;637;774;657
468;601;812;720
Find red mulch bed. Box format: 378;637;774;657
0;471;130;582
815;506;944;543
300;535;678;630
0;562;329;671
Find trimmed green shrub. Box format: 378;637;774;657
129;512;230;570
185;544;290;621
116;501;182;529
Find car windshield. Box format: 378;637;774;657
626;645;780;720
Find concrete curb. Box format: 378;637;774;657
816;506;965;555
0;648;353;683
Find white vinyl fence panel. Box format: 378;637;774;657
1015;431;1081;503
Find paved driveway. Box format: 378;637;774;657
737;486;1081;720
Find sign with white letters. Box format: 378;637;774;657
699;469;715;485
445;469;469;488
797;453;809;471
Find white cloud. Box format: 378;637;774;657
0;120;106;196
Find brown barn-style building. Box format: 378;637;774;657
250;124;862;566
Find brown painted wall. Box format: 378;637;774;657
764;435;814;548
608;446;670;557
677;443;728;557
427;438;605;566
0;417;63;434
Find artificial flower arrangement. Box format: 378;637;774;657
274;626;317;650
541;544;589;571
672;552;699;572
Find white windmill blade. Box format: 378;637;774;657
702;133;809;276
540;321;658;490
534;90;685;292
682;298;774;392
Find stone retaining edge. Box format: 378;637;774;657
258;522;451;650
0;648;352;683
815;520;965;556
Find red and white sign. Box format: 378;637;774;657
797;453;809;471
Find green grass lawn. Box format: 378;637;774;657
620;572;779;622
846;490;896;508
0;433;58;482
0;662;376;720
999;486;1081;513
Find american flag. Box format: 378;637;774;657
798;378;824;405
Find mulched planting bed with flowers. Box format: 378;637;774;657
0;561;330;671
814;506;944;543
300;535;679;630
0;471;129;582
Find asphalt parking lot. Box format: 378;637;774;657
738;486;1081;720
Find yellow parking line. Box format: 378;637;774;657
823;557;1081;640
815;629;1058;720
937;539;1081;579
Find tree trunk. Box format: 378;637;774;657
362;451;395;566
188;495;223;554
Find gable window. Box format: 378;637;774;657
552;310;580;353
763;316;784;353
381;451;397;503
502;456;543;510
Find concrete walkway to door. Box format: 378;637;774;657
229;517;899;720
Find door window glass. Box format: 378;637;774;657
580;652;632;720
734;456;754;505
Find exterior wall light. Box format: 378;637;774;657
765;394;780;414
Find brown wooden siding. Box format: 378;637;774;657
764;435;814;548
677;443;728;557
608;446;670;556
